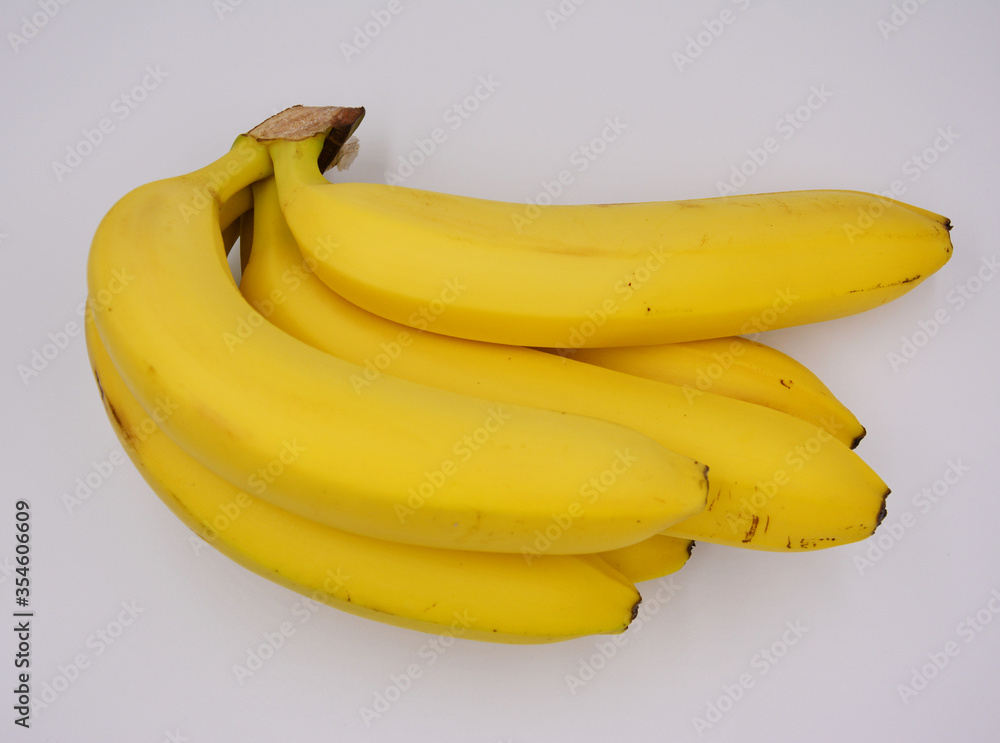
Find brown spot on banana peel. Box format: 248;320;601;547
105;400;137;451
800;537;837;549
93;369;139;451
851;427;867;450
91;366;105;403
707;484;723;510
874;487;890;531
106;401;126;437
742;513;760;544
848;275;921;293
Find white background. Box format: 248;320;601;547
2;0;999;740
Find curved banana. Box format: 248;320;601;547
239;176;889;552
599;536;693;584
86;124;708;555
85;315;642;644
564;338;865;448
268;130;952;348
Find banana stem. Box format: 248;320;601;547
246;105;365;171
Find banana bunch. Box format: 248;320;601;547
86;105;953;644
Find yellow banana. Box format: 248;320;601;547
268;128;952;348
599;536;693;584
564;338;865;448
86;118;708;555
236;180;698;575
239;176;889;552
85;315;642;644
